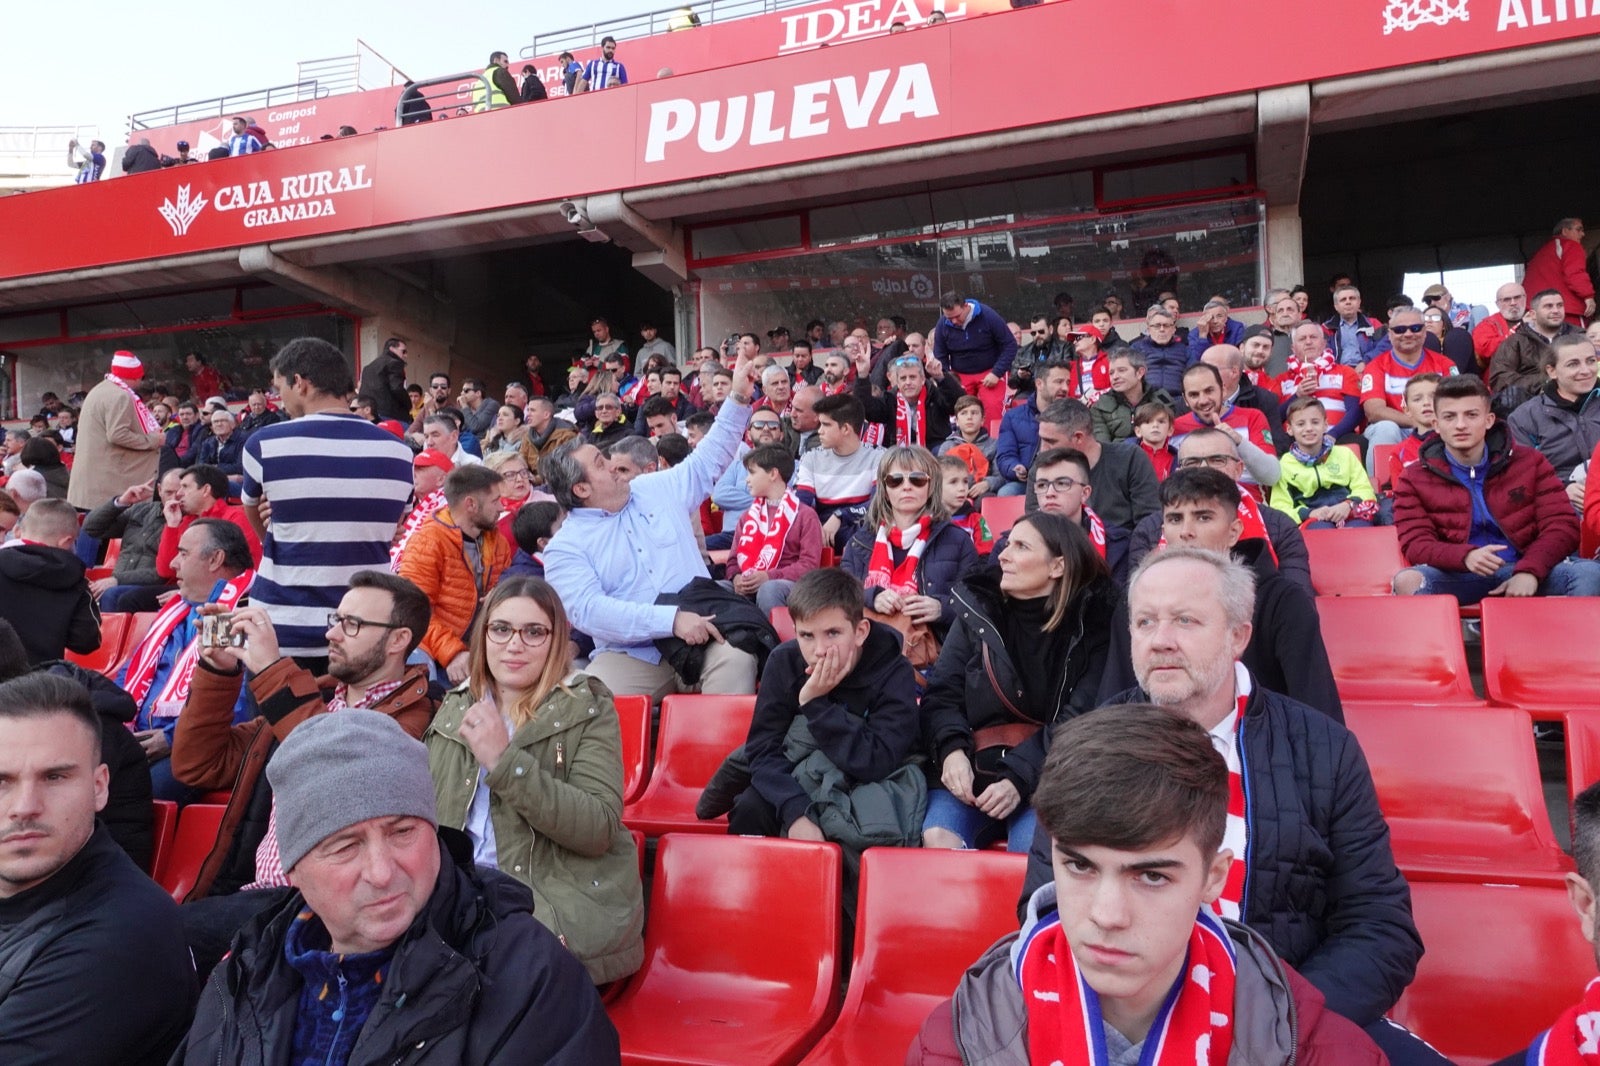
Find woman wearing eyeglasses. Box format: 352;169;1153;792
840;445;980;641
919;511;1115;851
425;576;644;985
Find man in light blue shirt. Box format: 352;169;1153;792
543;354;759;699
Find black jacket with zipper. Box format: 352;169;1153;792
0;543;99;665
918;568;1117;799
175;829;619;1065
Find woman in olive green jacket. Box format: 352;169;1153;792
426;576;644;984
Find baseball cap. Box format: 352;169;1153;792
767;326;791;339
1422;283;1448;300
1068;324;1105;343
414;449;454;473
1239;324;1273;344
176;140;190;149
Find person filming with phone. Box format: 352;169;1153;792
117;518;256;804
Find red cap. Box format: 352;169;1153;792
1069;324;1105;343
413;448;453;473
377;419;407;438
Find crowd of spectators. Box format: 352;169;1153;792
2;218;1600;1064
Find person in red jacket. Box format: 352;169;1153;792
153;463;262;580
1524;217;1595;327
1393;374;1600;603
907;702;1384;1065
1472;282;1527;372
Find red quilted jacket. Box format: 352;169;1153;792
1394;424;1578;580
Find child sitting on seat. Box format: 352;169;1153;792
1270;397;1378;529
1133;401;1177;481
940;454;994;555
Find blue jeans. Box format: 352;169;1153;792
996;480;1028;497
1399;557;1600;605
150;755;200;804
923;787;1037;852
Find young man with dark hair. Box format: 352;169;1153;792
1395;373;1600;602
154;463;262;581
996;360;1076;496
726;567;922;846
0;673;197;1066
725;443;821;612
911;701;1382;1064
793;392;883;553
356;337;411;423
1030;399;1162;531
1171;363;1278;495
932;290;1018;425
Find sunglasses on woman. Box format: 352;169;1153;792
884;472;931;488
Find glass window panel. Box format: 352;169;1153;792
810;197;937;248
1100;153;1251;206
690;216;802;260
0;312;61;344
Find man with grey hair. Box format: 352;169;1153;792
1185;295;1246;356
174;711;617;1064
583;392;632;449
1129;305;1191;397
542;353;761;699
6;468;49;516
422;413;482;468
604;435;658;481
758;364;792;414
1020;546;1440;1064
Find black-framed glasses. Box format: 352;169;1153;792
1390;323;1426;334
1176;454;1239;470
1033;475;1086;495
884;472;931;488
327;613;403;638
485;621;553;647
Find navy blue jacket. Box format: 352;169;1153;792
1130;335;1196;397
1021;676;1421;1028
931;300;1018;377
994;396;1045;486
839;518;980;639
1185;317;1247;360
194;431;246;476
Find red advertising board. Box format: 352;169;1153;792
4;0;1598;281
135;87;404;160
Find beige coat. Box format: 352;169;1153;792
67;378;164;508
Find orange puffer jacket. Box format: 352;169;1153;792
398;505;512;666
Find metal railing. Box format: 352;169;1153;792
521;0;819;57
392;72;495;127
0;125;101;182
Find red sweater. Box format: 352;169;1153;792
155;501;264;580
724;500;824;583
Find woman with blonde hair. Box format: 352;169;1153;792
840;444;979;641
426;575;643;984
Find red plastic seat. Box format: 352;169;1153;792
980;494;1026;537
159;803;226;902
799;848;1026;1066
622;695;755;837
614;694;652;805
1316;595;1477;703
1392;877;1594;1065
1371;444;1400;493
1304;525;1406;596
608;834;842;1066
769;606;795;643
148;799;179;878
1342;703;1570;885
1482;598;1600;710
66;611;133;675
96;611;160;681
102;537;122;568
819;546;836;568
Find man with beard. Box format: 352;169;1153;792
1473;282;1527;372
169;570;437;975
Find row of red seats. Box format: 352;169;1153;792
65;610;156;677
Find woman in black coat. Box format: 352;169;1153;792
918;511;1116;852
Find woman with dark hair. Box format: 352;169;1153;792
839;445;980;642
918;511;1117;851
425;575;643;985
20;436;70;499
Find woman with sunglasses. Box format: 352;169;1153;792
425;576;644;985
919;511;1115;851
1421;300;1475;374
840;445;979;640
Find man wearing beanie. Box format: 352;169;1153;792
68;350;165;510
175;711;619;1065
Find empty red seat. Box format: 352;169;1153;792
769;606;795;643
1564;711;1600;837
102;537;122;567
607;834;842;1066
799;848;1026;1066
980;494;1026;537
622;695;754;837
1342;703;1570;885
614;694;652;805
1371;443;1400;493
159;803;226;902
102;612;160;681
66;611;133;675
819;546;836;568
1481;598;1600;710
148;799;178;878
1392;877;1594;1065
1316;595;1477;703
1304;525;1406;596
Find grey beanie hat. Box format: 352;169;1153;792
266;710;438;874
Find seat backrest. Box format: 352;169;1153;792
1316;595;1476;702
853;848;1026;998
148;799;179;879
1371;444;1400;492
104;612;161;680
613;694;652;804
1393;877;1595;1064
1304;526;1406;596
653;694;757;793
66;611;132;675
643;834;840;992
160;803;226;901
769;606;796;643
980;494;1026;537
1343;703;1555;842
102;537;123;567
1482;598;1600;707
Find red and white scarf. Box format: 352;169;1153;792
1017;904;1237;1065
123;570;255;719
863;517;931;597
1083;506;1107;561
108;374;161;434
1211;662;1252;921
1072;354;1112;404
1528;978;1600;1064
895;389;927;447
390;490;445;570
734;491;800;574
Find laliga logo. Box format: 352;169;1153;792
910;273;934;301
158;185;208;237
1383;0;1469;32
